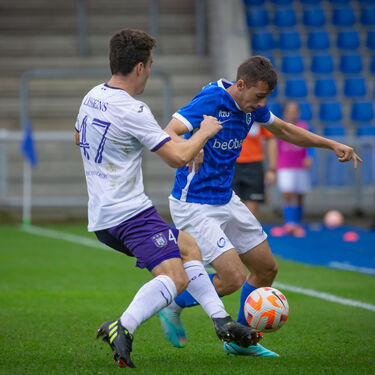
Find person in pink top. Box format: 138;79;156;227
277;102;314;237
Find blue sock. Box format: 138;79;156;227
236;281;257;326
295;205;303;224
283;205;295;225
174;273;220;308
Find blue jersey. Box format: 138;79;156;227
171;79;275;205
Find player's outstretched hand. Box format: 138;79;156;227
332;142;362;169
200;115;223;139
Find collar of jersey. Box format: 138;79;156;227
217;78;242;112
104;83;127;92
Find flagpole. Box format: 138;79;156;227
22;160;32;227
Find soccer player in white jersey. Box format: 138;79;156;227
158;56;362;357
75;29;261;369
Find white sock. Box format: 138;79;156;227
184;260;228;319
120;275;177;334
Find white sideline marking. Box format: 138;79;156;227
328;261;375;276
274;282;375;312
22;225;375;313
21;225;111;251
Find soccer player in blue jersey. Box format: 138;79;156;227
158;56;362;357
75;29;261;368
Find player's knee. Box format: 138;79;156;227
173;272;190;295
256;260;278;285
178;231;202;262
222;269;247;294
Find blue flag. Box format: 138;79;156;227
20;121;38;167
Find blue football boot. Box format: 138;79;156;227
224;341;279;357
158;307;187;348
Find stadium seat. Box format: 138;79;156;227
366;31;375;50
251;31;274;51
281;55;304;74
303;7;326;27
246;7;269;28
339;54;363;74
314;78;337;98
307;31;330;50
270;0;293;4
298;101;313;121
269;84;278;98
337;30;360;50
311;54;334;74
370;55;375;73
268;101;283;118
244;0;265;5
285;79;308;98
323;125;346;137
279;31;301;50
360;6;375;26
273;7;297;28
300;0;321;4
319;101;343;122
343;77;367;97
328;0;351;3
332;6;355;26
351;101;374;123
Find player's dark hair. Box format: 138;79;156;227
109;29;156;76
236;56;277;91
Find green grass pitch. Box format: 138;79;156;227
1;223;375;375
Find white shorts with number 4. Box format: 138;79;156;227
169;193;268;266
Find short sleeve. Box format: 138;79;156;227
253;106;275;126
123;102;171;152
172;89;219;132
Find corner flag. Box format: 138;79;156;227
20;121;38;167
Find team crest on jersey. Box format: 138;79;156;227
152;232;167;247
246;113;253;125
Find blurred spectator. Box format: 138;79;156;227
232;123;277;220
277;101;314;237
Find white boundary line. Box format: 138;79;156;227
21;225;375;313
274;282;375;312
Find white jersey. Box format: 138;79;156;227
76;83;171;232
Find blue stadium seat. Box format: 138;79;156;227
300;0;321;4
268;101;283;118
274;7;297;28
343;77;367;97
361;6;375;26
285;79;308;98
328;0;351;3
356;125;375;137
251;31;274;51
367;31;375;50
299;101;313;121
339;54;363;74
269;84;278;98
307;30;330;50
319;101;343;122
332;6;355;26
351;101;374;122
244;0;265;4
279;31;301;50
303;7;326;27
337;30;360;50
246;7;269;28
370;55;375;73
323;125;346;137
314;78;337;98
311;54;334;74
281;55;304;74
270;0;293;4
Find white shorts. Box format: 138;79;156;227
169;193;268;266
277;169;311;194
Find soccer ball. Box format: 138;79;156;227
244;287;289;332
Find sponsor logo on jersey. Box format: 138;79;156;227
138;105;144;113
218;110;231;118
246;113;253;125
151;232;167;247
212;138;243;150
83;96;108;112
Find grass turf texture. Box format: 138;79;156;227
1;224;375;375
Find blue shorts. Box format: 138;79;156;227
95;206;180;271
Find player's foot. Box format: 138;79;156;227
224;342;279;357
158;307;187;348
96;320;136;368
212;316;262;348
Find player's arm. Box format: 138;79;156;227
265;116;362;168
156;115;221;168
74;130;80;146
264;136;277;186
